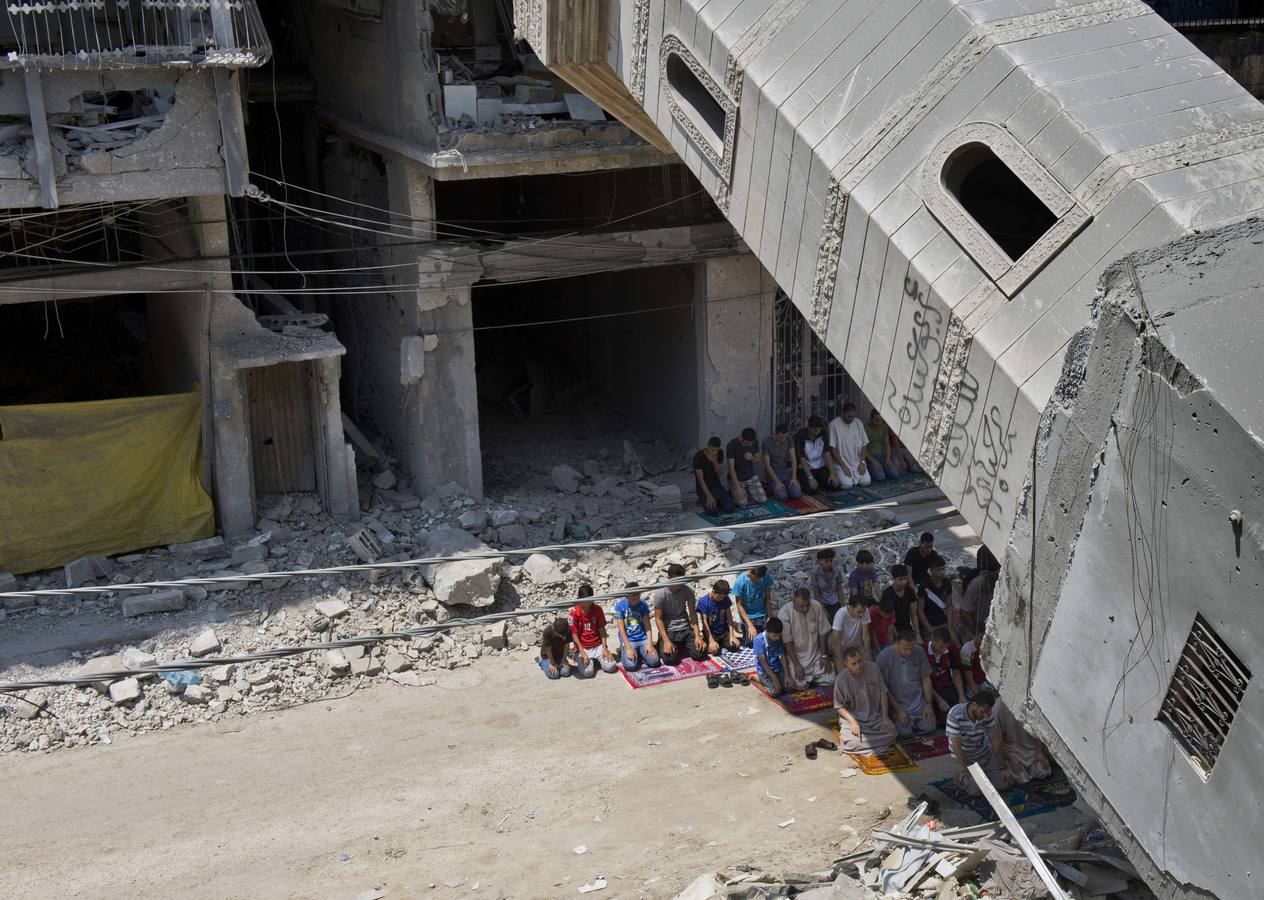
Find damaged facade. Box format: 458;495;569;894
510;0;1264;897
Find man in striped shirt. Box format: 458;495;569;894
946;689;1016;795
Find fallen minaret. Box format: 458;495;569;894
516;1;1264;895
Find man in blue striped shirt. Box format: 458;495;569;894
946;689;1016;794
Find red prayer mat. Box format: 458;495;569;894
749;676;835;715
902;732;951;762
619;656;724;689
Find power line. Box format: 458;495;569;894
0;512;959;695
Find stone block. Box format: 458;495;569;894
65;555;111;589
239;561;269;576
383;651;411;673
482;622;508;650
490;508;519;527
121;589;186;618
418;527;503;608
205;664;236;683
315;599;350;620
16;691;46;720
325;649;350;673
250;680;279;695
652;484;683;510
551;465;582;493
229;543;267;566
522;553;565;585
514;83;554;103
2;594;36;613
182;684;210;704
0;572;17;593
109;678;141;705
76;655;124;694
349;652;382;676
121;649;158;670
458;510;487;531
170;536;226;561
181;585;209;603
189;629;221;658
496;524;527;546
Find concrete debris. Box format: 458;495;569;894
458;510;487;531
418;527;503;609
16;692;46;720
481;622;508;650
169;536;227;561
182;684;210;704
490;508;519;528
372;470;398;491
325;649;350;673
230;543;268;567
552;464;583;493
382;651;411;673
121;589;186;618
347;528;385;563
64;555;111;589
315;599;351;620
76;655;125;695
189;629;222;658
108;678;141;705
0;572;18;593
522;552;565;585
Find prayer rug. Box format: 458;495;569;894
780;494;833;514
697;470;937;525
696;503;782;527
928;768;1077;821
902;732;951;762
619;655;725;689
750;677;835;715
820;487;879;509
847;744;920;775
720;646;757;672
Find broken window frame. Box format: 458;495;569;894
921;122;1090;297
659;34;738;186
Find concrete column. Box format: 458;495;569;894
694;255;776;447
386;160;484;500
312;356;358;520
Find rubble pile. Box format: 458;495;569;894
671;800;1150;900
1;443;951;755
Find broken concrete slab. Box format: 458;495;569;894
348;652;383;676
229;543;268;567
189;629;221;658
522;552;566;585
16;691;46;720
551;464;583;493
64;555;111;589
121;589;187;618
418;527;503;608
458;509;487;531
383;651;412;673
315;599;350;620
182;684;211;704
109;678;141;705
170;536;226;561
76;655;124;694
325;649;350;673
482;622;508;650
496;523;527;546
490;508;519;527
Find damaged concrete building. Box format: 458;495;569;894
0;2;358;575
506;0;1264;897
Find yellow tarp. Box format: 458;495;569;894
0;391;215;574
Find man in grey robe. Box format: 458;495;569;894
777;587;835;689
876;629;936;736
833;647;897;755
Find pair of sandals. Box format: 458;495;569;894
706;671;747;688
804;738;838;760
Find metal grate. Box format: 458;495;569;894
3;0;273;71
1143;0;1264;26
1156;614;1251;777
772;291;860;432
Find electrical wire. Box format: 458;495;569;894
0;502;901;601
0;511;958;694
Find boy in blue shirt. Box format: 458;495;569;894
697;579;741;655
732;564;774;644
612;586;661;671
752;617;786;694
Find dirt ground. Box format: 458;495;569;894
0;647;970;899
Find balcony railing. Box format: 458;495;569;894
4;0;272;70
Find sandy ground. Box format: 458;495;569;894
0;648;970;900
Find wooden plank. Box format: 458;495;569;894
22;70;58;209
966;763;1071;900
246;362;317;493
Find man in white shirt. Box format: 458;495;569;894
828;402;872;488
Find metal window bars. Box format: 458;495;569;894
772;290;861;433
3;0;272;70
1142;0;1264;27
1156;613;1251;777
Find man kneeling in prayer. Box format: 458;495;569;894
946;688;1016;794
833;647;897;755
876;628;937;737
778;587;835;689
994;698;1052;784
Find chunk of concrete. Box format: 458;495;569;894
551;464;582;493
651;484;683;510
372;469;398;490
490;508;519;527
315;599;350;620
65;555;111;589
418;527;503;608
76;655;124;694
121;648;158;670
383;651;412;673
109;678;141;705
16;691;46;720
182;684;211;704
121;589;187;618
189;629;221;658
522;552;566;585
0;572;17;593
580;459;602;479
458;509;487;531
229;543;267;566
325;649;350;673
170;536;226;561
482;622;508;650
496;524;527;546
349;652;383;676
